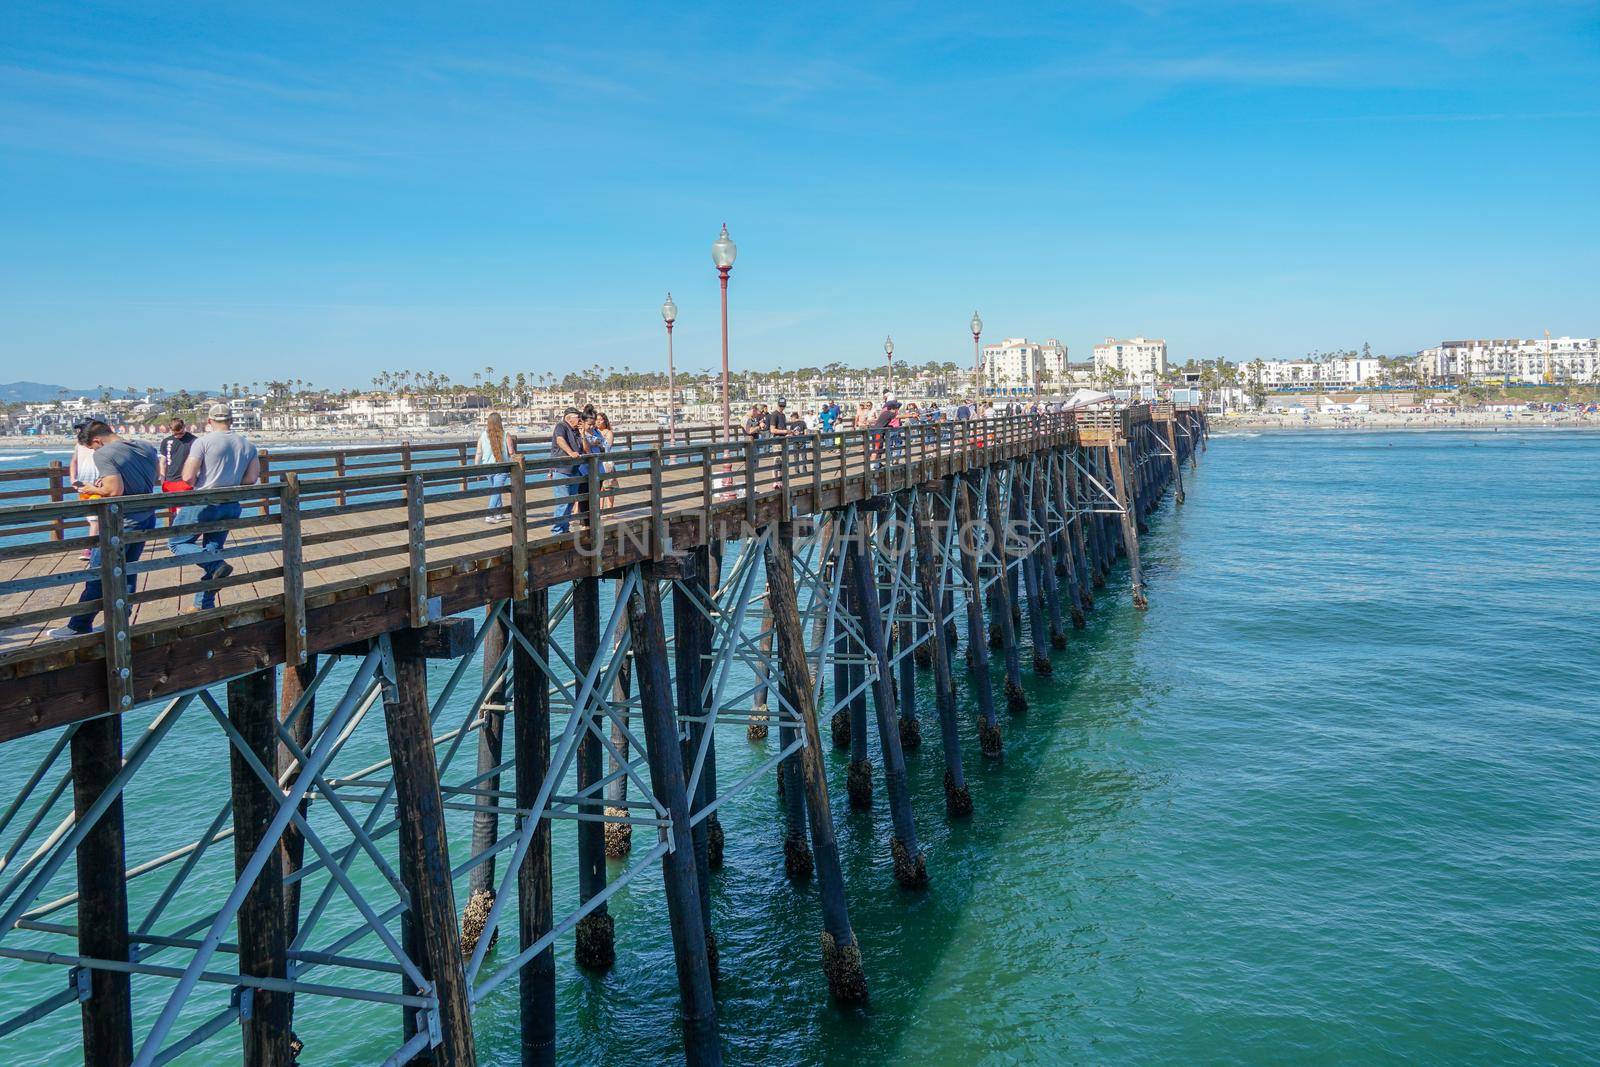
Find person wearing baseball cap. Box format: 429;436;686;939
167;400;260;612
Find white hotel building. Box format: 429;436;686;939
1092;337;1167;384
1240;357;1381;390
980;337;1068;394
1418;337;1599;383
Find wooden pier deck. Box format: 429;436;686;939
0;401;1208;1067
0;415;1075;741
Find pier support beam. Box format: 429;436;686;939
846;535;928;890
894;498;921;751
672;547;717;978
71;715;134;1067
1054;455;1090;622
1108;444;1148;609
1014;479;1053;675
512;592;555;1067
381;629;477;1067
1165;419;1186;506
955;478;1001;756
983;472;1027;712
463;616;506;957
748;601;774;743
278;655;315;1058
628;577;722;1064
764;521;867;1003
605;579;633;860
843;559;873;810
776;666;813;880
830;603;851;750
572;577;614;971
229;668;293;1067
1031;461;1067;648
914;496;971;817
703;543;725;870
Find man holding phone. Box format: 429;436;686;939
49;420;160;638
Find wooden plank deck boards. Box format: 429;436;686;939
0;413;1137;740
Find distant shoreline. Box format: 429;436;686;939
1214;412;1598;433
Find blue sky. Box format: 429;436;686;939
2;1;1596;390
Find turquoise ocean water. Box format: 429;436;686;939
2;430;1596;1063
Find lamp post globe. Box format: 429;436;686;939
711;224;737;270
884;335;895;394
970;310;983;400
661;292;678;445
712;224;736;441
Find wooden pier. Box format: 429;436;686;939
0;404;1205;1065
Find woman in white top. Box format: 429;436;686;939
474;412;513;523
71;438;100;558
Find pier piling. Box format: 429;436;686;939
763;521;867;1003
380;628;477;1067
70;715;134;1067
512;592;556;1067
628;578;721;1065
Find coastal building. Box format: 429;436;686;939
1418;337;1599;383
1093;337;1167;384
980;337;1068;394
1239;357;1380;390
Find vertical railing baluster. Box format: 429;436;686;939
281;475;306;667
510;457;528;600
587;456;602;575
49;460;65;541
650;450;665;560
744;439;757;527
100;501;133;712
406;472;427;626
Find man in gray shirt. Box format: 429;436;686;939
50;420;161;637
168;403;261;611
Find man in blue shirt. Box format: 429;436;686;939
550;408;586;534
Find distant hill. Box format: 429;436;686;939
1;382;158;403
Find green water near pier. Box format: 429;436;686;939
3;431;1597;1063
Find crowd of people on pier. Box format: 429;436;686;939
51;403;261;637
34;390;1095;642
516;392;1070;530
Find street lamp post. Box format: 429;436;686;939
970;310;983;401
661;292;678;446
884;335;894;396
712;224;737;441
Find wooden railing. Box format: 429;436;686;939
0;413;1093;698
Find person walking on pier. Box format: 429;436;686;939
49;420;160;637
168;403;260;612
157;417;197;524
475;411;512;523
551;406;586;534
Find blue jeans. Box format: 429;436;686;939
551;468;585;534
67;512;157;633
486;472;510;513
169;501;241;608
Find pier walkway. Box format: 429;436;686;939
0;404;1205;1066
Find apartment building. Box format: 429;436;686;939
1092;337;1167;383
980;337;1068;393
1418;337;1599;383
1240;357;1381;389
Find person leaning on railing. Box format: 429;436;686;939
168;403;261;613
550;407;586;535
48;420;160;638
